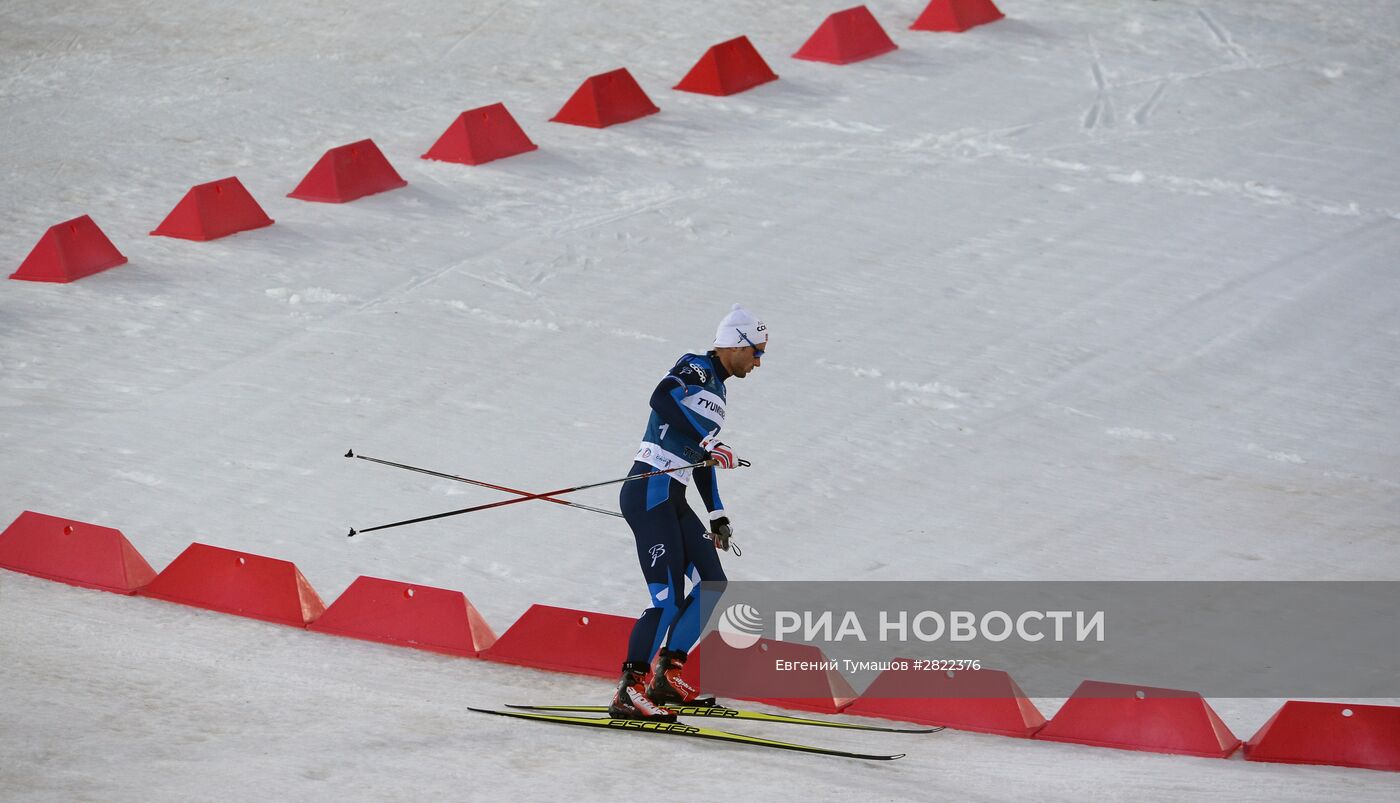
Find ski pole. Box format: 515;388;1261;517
347;458;744;537
345;450;623;519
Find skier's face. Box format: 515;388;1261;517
719;340;765;378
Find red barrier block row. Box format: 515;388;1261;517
0;508;500;658
139;543;324;627
311;575;497;657
1033;680;1240;758
10;4;996;283
6;515;1399;773
843;662;1046;737
1246;701;1400;772
9;0;1013;284
0;511;155;593
12;178;276;284
913;0;1005;33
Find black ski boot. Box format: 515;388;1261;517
608;661;677;722
645;649;715;707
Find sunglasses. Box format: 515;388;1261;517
736;329;765;359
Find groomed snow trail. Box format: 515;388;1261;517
2;1;1398;799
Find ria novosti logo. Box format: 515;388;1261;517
717;603;764;648
714;603;1106;647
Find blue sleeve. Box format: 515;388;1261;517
692;463;723;514
648;375;711;441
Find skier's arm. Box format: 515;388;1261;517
692;463;724;514
693;465;733;550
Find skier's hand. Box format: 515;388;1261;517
709;514;734;551
700;435;739;469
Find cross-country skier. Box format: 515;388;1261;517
608;304;769;721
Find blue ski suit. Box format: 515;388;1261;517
620;351;730;664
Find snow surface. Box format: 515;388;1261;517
3;0;1399;799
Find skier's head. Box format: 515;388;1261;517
713;303;767;379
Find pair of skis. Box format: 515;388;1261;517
470;703;940;761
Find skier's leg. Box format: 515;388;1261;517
619;469;689;665
646;501;727;705
663;502;726;654
611;467;686;721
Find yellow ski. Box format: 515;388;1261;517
505;703;941;733
470;708;907;760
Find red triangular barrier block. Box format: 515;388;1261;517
422;103;538;166
138;543;325;627
289;138;408;203
550;68;660;128
150;177;274;241
480;604;634;677
843;662;1046;737
310;575;497;657
10;215;128;283
793;6;898;65
674;36;779;96
1032;680;1241;758
688;633;857;714
1245;701;1400;772
0;511;156;594
912;0;1005;32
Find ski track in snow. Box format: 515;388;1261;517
1196;8;1256;66
1132;79;1172;126
1083;37;1119;132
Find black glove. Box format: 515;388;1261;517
709;515;733;551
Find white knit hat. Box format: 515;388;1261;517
713;303;767;349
